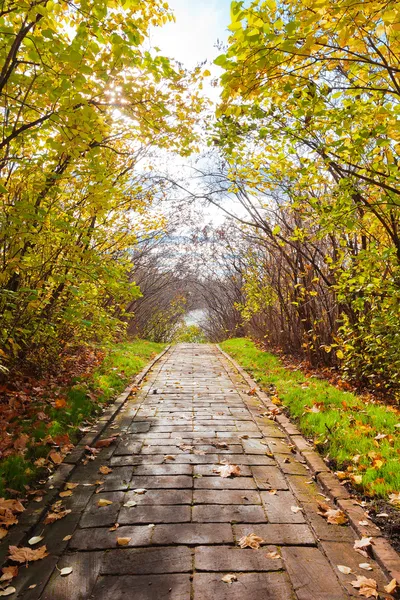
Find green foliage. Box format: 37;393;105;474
0;0;204;373
214;0;400;399
174;324;206;343
221;338;400;498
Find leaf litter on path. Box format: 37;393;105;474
8;545;48;564
213;463;241;478
238;533;264;549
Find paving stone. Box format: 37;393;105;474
193;572;294;600
132;464;192;475
127;422;151;433
225;453;276;465
281;546;348;600
152;523;234;545
194;489;262;505
129;475;193;489
195;545;283;571
260;490;306;523
119;504;191;524
320;541;390;597
233;523;316;546
79;492;124;528
41;551;102;600
193;504;266;523
242;439;271;454
70;525;153;549
274;453;310;475
301;502;355;542
114;437;143;455
251;466;288;490
101;546;192;574
92;574;191;599
194;464;252;476
194;476;257;489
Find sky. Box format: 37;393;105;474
150;0;232;70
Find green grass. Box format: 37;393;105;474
0;339;165;496
220;338;400;499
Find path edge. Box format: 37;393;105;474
217;343;400;583
0;344;171;563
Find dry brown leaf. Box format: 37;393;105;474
337;565;352;574
109;523;119;531
221;573;237;584
59;491;72;498
8;545;48;564
350;575;378;598
62;535;72;541
212;441;229;449
238;533;264;550
354;537;373;558
389;492;400;506
384;579;398;594
95;437;117;449
99;466;113;475
0;566;18;582
178;444;193;452
44;509;71;525
213;464;241;478
163;455;175;461
0;529;8;540
49;451;63;465
317;503;348;525
268;489;277;495
98;499;113;507
265;551;280;560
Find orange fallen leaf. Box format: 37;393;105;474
54;398;67;409
65;483;79;490
8;545;48;564
49;451;63;465
350;575;378;598
95;437;117;449
99;466;113;475
59;491;72;498
317;503;348;525
116;537;131;546
0;566;18;582
265;551;280;560
238;533;264;549
109;523;119;532
44;509;71;525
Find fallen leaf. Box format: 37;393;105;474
350;575;378;598
123;501;137;508
221;573;237;584
359;564;373;571
59;491;72;498
358;521;369;527
99;466;113;475
0;567;18;582
354;537;373;558
62;535;72;541
98;499;113;507
265;551;280;560
28;536;44;546
132;489;147;495
8;545;48;563
60;567;73;576
44;509;71;525
290;506;303;513
163;455;175;461
389;492;400;506
238;533;264;550
317;503;348;525
109;523;119;531
116;537;131;546
54;398;67;409
212;442;229;449
337;565;352;574
268;489;277;495
65;483;79;490
384;579;398;594
95;437;117;449
213;464;241;478
0;529;8;540
247;388;257;396
28;585;37;590
0;587;16;596
376;513;388;518
49;451;63;465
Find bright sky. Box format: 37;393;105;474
150;0;231;69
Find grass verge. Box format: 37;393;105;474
0;339;165;496
220;337;400;499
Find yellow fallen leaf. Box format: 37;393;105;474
59;491;72;498
384;579;398;594
350;575;378;598
98;499;113;507
337;565;352;574
117;537;131;546
221;573;237;584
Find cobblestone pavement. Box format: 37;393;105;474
16;344;393;599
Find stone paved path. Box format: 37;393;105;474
15;344;393;599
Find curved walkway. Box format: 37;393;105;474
10;344;395;598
